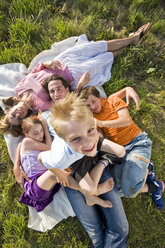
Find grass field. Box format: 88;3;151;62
0;0;165;247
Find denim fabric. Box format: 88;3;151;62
112;132;152;198
65;167;128;248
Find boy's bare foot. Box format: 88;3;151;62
130;22;152;46
97;178;114;195
85;195;113;208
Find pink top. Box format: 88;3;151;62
14;62;74;111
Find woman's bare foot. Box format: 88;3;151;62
97;178;114;195
130;22;152;46
85;195;113;208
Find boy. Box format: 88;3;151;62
40;92;126;208
46;92;129;247
80;86;164;210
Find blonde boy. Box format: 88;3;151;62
49;92;126;207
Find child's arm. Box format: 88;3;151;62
95;107;131;128
110;87;140;110
13;142;31;189
100;138;126;158
49;168;72;187
75;71;90;93
22;118;52;152
40;117;52;148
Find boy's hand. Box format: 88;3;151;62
43;60;62;70
76;71;91;92
94;118;104;127
126;87;140;110
54;169;72;187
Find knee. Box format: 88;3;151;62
121;162;147;198
121;179;145;198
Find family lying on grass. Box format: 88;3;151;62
0;22;164;248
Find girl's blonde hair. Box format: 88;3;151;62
21;115;43;135
50;92;94;140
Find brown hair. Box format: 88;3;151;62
0;97;34;137
79;86;100;100
42;75;71;100
50;92;94;140
21;115;43;135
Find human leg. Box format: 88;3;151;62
98;168;129;248
37;170;58;190
20;173;61;212
65;186;104;248
69;173;113;208
107;22;152;53
121;133;152;198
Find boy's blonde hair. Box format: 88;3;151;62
50;92;94;140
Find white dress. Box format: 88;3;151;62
55;34;114;90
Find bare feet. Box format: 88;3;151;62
85;195;113;208
130;22;152;46
97;178;114;195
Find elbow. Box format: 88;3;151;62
38;153;42;163
48;145;51;150
126;118;131;126
119;147;126;158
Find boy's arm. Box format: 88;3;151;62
13;142;31;189
100;138;126;158
75;71;90;93
95;107;131;128
110;87;140;110
50;168;72;187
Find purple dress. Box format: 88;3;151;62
19;150;61;212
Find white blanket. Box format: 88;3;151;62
0;36;79;232
0;35;106;232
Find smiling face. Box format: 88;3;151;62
26;123;44;142
64;118;99;157
86;95;102;114
48;79;69;103
8;101;28;125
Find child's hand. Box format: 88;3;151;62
79;71;90;86
94;118;104;127
13;166;31;189
76;71;91;92
55;169;72;187
38;115;47;127
126;87;140;110
43;60;62;70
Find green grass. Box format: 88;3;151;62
0;0;165;247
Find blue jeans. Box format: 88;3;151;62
112;132;152;198
65;167;129;248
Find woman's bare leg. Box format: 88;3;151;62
107;22;151;53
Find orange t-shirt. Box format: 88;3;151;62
94;96;141;146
